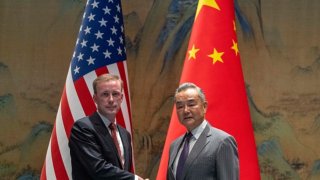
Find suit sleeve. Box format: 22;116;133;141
167;143;174;180
216;136;239;180
69;120;135;180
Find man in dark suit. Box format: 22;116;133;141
69;74;144;180
167;82;239;180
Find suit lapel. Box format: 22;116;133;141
118;126;129;170
90;112;123;168
90;112;112;143
169;136;184;169
182;124;211;178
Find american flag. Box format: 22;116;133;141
40;0;133;179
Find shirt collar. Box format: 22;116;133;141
97;111;116;128
189;120;207;140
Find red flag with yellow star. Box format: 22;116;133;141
157;0;260;179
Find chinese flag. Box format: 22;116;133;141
157;0;260;179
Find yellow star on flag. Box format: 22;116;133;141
231;39;239;56
188;44;200;60
208;48;224;64
195;0;220;19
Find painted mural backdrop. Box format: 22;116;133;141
0;0;319;179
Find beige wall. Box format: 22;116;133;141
0;0;319;179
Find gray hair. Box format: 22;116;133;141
174;82;206;102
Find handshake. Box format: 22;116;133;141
138;177;149;180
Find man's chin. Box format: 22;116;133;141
182;118;194;125
106;110;117;114
102;109;118;116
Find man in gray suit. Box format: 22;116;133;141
167;82;239;180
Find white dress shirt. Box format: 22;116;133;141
98;112;125;165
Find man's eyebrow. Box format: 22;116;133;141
176;99;196;103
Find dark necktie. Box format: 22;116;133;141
176;132;193;180
109;123;124;169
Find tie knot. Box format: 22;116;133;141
185;132;192;141
109;123;116;130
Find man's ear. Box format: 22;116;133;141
120;93;124;102
93;94;97;104
203;101;208;112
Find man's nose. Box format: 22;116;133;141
183;105;191;112
107;94;114;101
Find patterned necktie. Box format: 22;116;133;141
109;123;124;169
176;132;193;180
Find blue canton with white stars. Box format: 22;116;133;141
71;0;126;81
